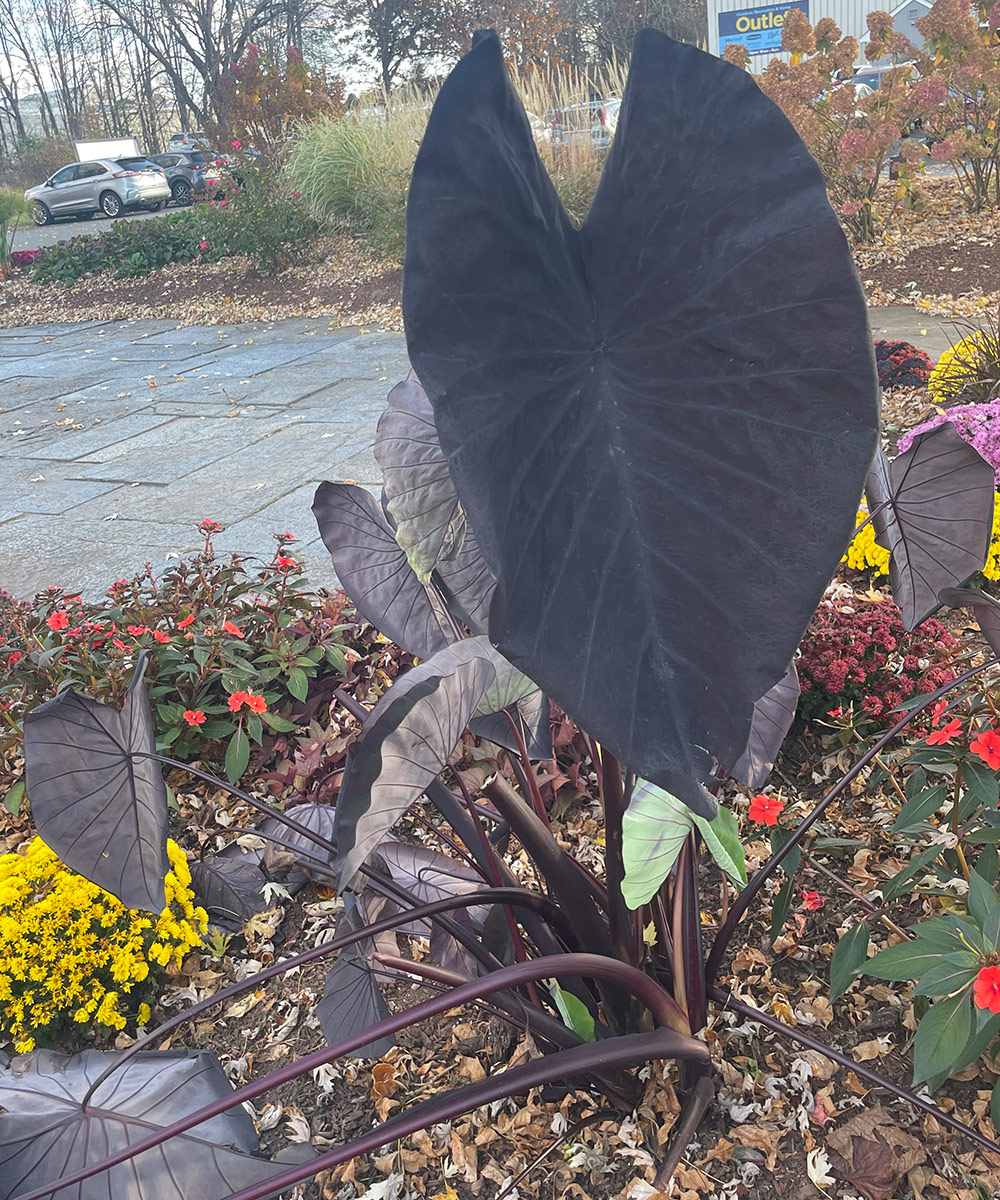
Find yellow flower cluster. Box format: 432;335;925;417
0;837;207;1052
844;496;1000;582
929;334;991;402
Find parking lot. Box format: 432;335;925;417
11;206;174;253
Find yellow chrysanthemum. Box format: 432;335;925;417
929;333;998;403
0;836;203;1051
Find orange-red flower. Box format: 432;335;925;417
244;693;267;714
274;556;297;569
222;621;243;638
974;965;1000;1012
801;889;824;911
153;630;171;644
6;651;21;667
228;691;248;712
971;728;1000;769
127;625;148;637
177;614;195;629
46;611;68;632
926;718;962;747
748;794;784;826
183;709;206;726
930;699;949;726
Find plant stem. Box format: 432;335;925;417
953;759;971;882
601;750;635;966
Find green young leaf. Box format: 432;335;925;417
261;712;298;733
963;760;1000;811
912;988;972;1085
911;952;980;998
549;981;596;1042
3;780;24;816
892;783;948;833
621;780;694;910
830;922;870;1001
992;1076;1000;1135
883;844;941;902
225;727;250;784
693;806;747;887
865;938;953;982
287;667;309;702
968;869;1000;937
769;827;800;944
324;644;348;674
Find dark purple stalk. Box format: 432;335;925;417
679;833;706;1032
504;708;550;825
221;1030;695;1200
601;750;635;966
21;955;704;1200
705;656;1000;985
652;1073;715;1189
708;986;1000;1158
81;887;569;1109
849;497;890;540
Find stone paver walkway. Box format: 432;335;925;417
0;318;410;600
0;306;968;602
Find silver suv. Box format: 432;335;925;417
25;159;172;225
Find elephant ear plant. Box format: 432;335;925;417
11;28;1000;1200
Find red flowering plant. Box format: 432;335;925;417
797;592;957;728
0;521;357;790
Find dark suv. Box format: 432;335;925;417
147;152;219;207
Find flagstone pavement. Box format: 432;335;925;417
0;306;961;601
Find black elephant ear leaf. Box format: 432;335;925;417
378;839;490;930
334;636;507;888
261;801;338;885
433;521;496;636
0;1048;288;1200
23;652;169;913
865;425;994;630
938;587;1000;658
312;481;453;660
190;856;270;933
730;662;799;789
403;30;878;817
470;691;553;759
315;902;395;1058
375;369;467;583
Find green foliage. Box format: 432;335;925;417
0;523;351;785
0;186;29;270
28;172;318;286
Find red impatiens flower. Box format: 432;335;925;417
183;709;207;726
926;718;962;747
198;518;222;533
930;699;949;726
177;614;195;629
244;693;267;714
274;556;297;569
972;728;1000;770
277;531;295;541
827;707;843;718
153;630;171;644
46;611;68;632
974;965;1000;1012
801;889;824;911
112;638;128;651
748;794;784;826
127;625;149;637
222;621;243;638
228;691;249;712
6;651;21;667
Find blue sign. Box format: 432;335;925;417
717;0;809;56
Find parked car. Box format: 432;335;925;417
168;130;214;154
850;62;917;92
147;151;219;206
25;158;171;225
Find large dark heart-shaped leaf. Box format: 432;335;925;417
469;690;553;759
403;30;878;816
313;482;453;660
261;801;338;884
378;839;490;933
375;370;467;583
190;856;270;933
730;662;799;789
335;636;514;887
23;654;168;913
0;1048;286;1200
866;425;994;630
316;902;395;1058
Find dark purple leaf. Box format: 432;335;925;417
938;587;1000;658
378;839;490;934
190;856;270;933
0;1048;286;1200
335;637;513;887
312;482;452;660
730;662;799;788
469;691;553;759
315;903;395;1058
433;523;495;636
375;369;467;583
403;31;878;816
23;653;168;913
866;425;994;629
261;801;338;884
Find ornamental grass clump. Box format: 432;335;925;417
927;329;1000;406
797;594;956;724
0;837;207;1052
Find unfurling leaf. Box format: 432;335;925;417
866;425;994;630
23;653;168;913
405;30;878;816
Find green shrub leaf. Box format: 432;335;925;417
830;922;870;1000
912;988;972;1084
225;727;251;783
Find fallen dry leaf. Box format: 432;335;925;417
826;1107;926;1200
